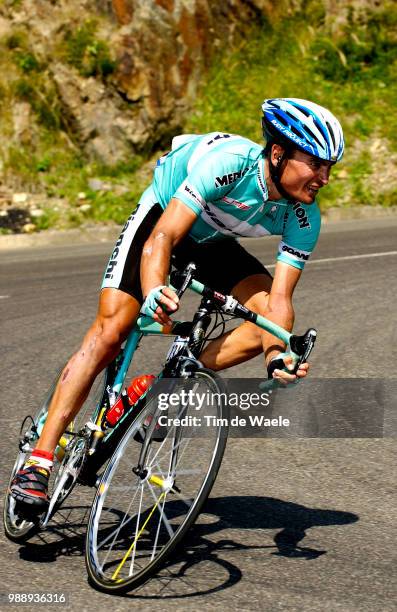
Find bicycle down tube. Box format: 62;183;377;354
110;275;311;405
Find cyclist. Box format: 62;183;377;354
10;98;344;512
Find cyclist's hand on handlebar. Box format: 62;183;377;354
141;285;179;325
269;355;310;385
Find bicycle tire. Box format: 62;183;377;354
85;368;228;594
3;363;108;542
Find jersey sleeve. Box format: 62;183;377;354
173;145;253;215
277;202;321;270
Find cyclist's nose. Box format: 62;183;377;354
319;165;331;185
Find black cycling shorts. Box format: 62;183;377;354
101;190;272;302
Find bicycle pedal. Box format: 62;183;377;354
14;501;46;522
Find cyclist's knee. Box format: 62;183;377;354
90;315;129;360
232;274;272;312
90;289;140;360
245;321;263;348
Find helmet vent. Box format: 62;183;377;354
326;121;336;149
274;111;288;126
285;109;299;121
304;125;323;148
293;102;311;118
289;124;302;138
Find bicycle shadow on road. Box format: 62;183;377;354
16;503;90;563
125;495;358;599
16;495;358;599
199;495;358;559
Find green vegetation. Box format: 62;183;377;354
186;1;397;209
0;17;128;229
2;139;145;227
0;1;396;233
62;20;116;78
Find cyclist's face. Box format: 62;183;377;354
280;150;333;204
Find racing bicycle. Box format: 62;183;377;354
3;263;316;593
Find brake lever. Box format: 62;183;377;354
173;262;197;299
289;328;317;374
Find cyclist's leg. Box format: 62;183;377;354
10;192;164;509
200;273;273;370
10;289;140;510
34;192;164;455
173;237;274;371
35;288;140;454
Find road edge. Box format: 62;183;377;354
1;206;396;250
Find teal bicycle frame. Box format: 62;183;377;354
79;273;302;471
110;278;295;399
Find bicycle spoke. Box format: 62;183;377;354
150;493;168;562
128;484;144;578
111;489;166;582
149;427;187;468
166;487;194;510
147;483;174;538
86;370;228;592
97;484;141;551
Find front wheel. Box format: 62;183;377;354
85;369;228;594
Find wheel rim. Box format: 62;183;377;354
87;373;227;588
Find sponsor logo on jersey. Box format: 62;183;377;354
215;167;249;188
201;202;241;236
292;202;310;229
206;133;231;146
256;163;268;198
184;184;203;206
104;214;132;279
281;244;309;260
222;196;250;210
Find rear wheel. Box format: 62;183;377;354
3;364;108;542
85;369;228;594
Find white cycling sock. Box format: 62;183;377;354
24;449;54;471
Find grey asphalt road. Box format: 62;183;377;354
0;217;396;611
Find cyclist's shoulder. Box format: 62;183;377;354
285;200;321;232
179;132;263;167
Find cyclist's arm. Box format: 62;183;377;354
140;197;197;323
266;202;320;380
261;261;303;373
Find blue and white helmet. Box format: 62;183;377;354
262;98;344;162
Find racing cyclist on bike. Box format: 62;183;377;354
10;98;344;513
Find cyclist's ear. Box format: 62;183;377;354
271;143;285;166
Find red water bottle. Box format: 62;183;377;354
106;374;155;426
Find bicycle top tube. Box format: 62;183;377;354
133;268;315;375
135;283;290;346
188;278;291;346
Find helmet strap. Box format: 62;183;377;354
268;148;296;202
